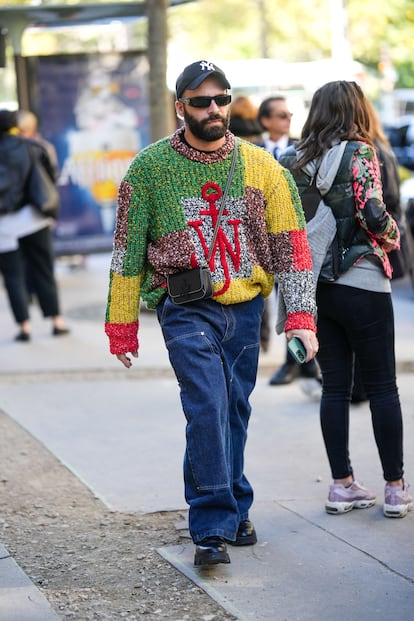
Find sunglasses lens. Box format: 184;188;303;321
214;95;231;106
191;97;212;108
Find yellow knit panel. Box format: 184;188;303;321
108;272;142;323
214;264;274;305
240;142;303;234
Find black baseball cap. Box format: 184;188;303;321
176;60;231;99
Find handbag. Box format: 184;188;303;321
167;265;213;304
24;144;60;219
167;143;238;304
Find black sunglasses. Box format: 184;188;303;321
178;94;232;108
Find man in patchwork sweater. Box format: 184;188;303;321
105;60;318;567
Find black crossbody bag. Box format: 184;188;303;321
167;143;238;304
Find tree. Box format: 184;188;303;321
147;0;174;141
167;0;414;87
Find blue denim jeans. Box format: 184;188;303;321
156;294;263;543
316;283;404;482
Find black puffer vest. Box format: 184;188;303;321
281;141;378;282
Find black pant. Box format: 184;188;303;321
0;226;60;323
316;282;404;482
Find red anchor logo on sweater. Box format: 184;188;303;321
188;182;241;296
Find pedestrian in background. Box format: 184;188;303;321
0;109;69;341
18;109;59;181
258;95;295;160
229;95;264;145
258;95;321;388
18;109;61;302
280;81;412;518
366;99;414;284
350;99;414;404
351;98;414;404
105;60;318;566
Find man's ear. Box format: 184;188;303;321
259;116;269;132
175;101;184;121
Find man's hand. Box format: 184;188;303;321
285;329;319;363
116;352;139;368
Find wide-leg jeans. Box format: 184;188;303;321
157;294;263;543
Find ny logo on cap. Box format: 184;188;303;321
200;61;215;72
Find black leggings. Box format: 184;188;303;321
316;282;404;482
0;227;60;324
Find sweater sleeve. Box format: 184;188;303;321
268;165;317;332
352;145;400;254
104;172;149;354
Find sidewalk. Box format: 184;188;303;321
1;254;413;620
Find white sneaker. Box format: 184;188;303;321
325;480;376;514
383;481;413;518
299;378;322;402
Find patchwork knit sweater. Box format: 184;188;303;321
105;128;316;354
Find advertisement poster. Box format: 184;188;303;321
26;52;150;255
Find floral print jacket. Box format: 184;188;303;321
351;143;400;278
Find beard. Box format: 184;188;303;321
183;108;229;142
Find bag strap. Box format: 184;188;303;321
206;141;238;264
302;141;349;223
301;175;321;222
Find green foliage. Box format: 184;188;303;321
169;0;414;86
396;62;414;88
348;0;414;74
1;0;140;3
4;0;414;91
168;0;332;61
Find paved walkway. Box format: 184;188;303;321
0;254;413;620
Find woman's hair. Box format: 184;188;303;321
296;81;373;167
364;97;390;146
0;109;17;134
229;95;263;138
230;95;258;121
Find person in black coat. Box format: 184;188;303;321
0;109;70;341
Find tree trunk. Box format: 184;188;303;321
146;0;174;143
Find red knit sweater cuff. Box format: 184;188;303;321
105;321;139;354
284;313;317;333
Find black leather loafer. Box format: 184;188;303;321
269;363;299;386
15;331;31;342
52;326;70;336
231;519;257;546
194;537;231;566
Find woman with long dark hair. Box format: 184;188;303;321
280;81;412;518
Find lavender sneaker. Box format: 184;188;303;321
326;480;376;514
383;481;413;518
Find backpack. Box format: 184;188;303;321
300;175;341;281
24;141;60;219
300;176;323;222
0;155;14;213
0;136;31;215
